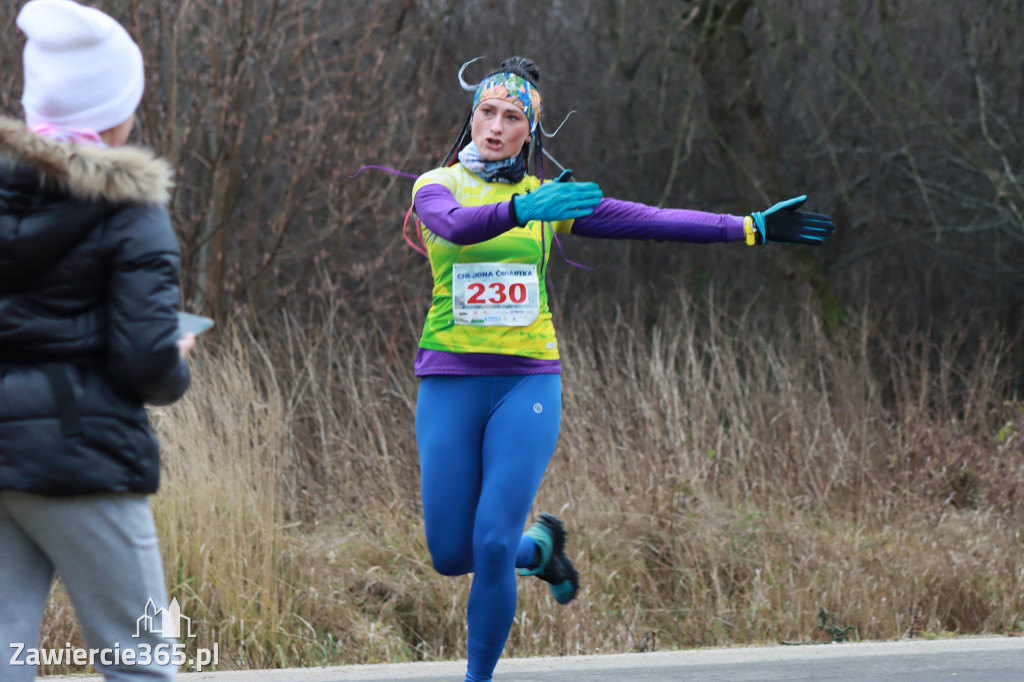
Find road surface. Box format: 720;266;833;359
46;636;1024;681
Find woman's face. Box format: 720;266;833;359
470;98;531;161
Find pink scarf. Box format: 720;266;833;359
29;122;105;147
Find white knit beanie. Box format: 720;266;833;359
18;0;144;133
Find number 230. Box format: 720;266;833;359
467;282;527;305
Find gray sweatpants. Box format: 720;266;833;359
0;491;176;681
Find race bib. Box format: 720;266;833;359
452;262;540;326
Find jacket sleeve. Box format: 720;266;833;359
104;203;190;405
412;183;518;245
569;197;747;243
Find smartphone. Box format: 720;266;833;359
177;312;214;337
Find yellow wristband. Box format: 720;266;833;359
744;216;757;246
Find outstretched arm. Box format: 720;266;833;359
570;197;747;243
570;194;835;246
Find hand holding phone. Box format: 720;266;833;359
177;312;214;337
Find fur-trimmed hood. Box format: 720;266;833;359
0;116;172;206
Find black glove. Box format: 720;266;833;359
750;195;835;245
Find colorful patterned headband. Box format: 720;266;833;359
472;72;542;132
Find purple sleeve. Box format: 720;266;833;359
570;197;746;244
413;183;518;245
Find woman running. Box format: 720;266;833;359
411;56;834;682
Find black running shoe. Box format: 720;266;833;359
517;512;580;605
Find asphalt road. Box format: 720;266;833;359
45;636;1024;681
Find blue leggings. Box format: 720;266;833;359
416;374;561;682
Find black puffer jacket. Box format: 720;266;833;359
0;117;190;496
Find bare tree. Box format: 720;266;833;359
1;0;1020;381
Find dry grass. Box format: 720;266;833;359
38;288;1024;674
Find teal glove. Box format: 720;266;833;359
750;195;835;245
512;170;603;225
